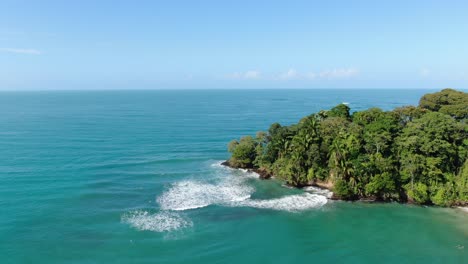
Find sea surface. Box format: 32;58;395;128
0;89;467;263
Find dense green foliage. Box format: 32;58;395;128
228;89;468;206
419;88;468;120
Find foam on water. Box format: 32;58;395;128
235;193;327;212
303;186;334;199
157;161;329;212
122;211;192;232
157;178;254;211
126;161;330;232
210;161;259;178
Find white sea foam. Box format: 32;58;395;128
122;211;192;232
158;179;328;212
234;193;327;212
157;161;261;211
124;161;329;233
303;186;334;198
157;160;328;215
210;161;226;169
157;179;254;211
210;160;259;178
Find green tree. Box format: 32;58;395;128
419;88;468;120
328;104;351;119
226;88;468;206
228;136;257;168
407;182;430;204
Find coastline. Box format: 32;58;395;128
221;160;468;207
225;89;467;208
221;160;342;201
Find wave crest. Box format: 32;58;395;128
235;193;327;212
303;186;334;198
157;179;254;211
122;211;192;232
124;161;330;233
157;162;329;212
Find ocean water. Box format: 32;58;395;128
0;89;467;263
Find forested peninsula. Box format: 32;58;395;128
224;89;468;207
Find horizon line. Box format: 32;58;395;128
0;87;466;92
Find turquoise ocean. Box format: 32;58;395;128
1;89;467;263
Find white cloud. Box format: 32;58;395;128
0;48;42;55
305;72;317;80
228;70;261;80
317;68;359;79
281;67;359;80
420;68;430;77
226;67;359;81
244;70;260;79
277;68;298;80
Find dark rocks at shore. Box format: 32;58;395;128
222;160;383;202
221;160;272;179
221;160;466;206
254;168;273;179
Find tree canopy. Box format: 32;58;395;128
227;89;468;206
419;88;468;120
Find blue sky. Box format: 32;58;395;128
1;0;468;90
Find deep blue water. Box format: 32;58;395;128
1;89;467;263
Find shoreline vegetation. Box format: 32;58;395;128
224;89;468;207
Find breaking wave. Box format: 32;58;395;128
157;161;329;212
124;161;330;232
303;186;334;199
235;193;327;212
122;211;192;232
158;179;253;211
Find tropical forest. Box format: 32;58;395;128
226;89;468;206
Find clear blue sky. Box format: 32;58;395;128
1;0;468;90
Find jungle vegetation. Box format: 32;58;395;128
227;89;468;206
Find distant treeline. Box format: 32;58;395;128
226;89;468;206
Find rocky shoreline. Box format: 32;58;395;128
221;160;273;179
221;160;344;200
225;89;468;207
221;160;468;207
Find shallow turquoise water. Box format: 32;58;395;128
0;89;467;263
